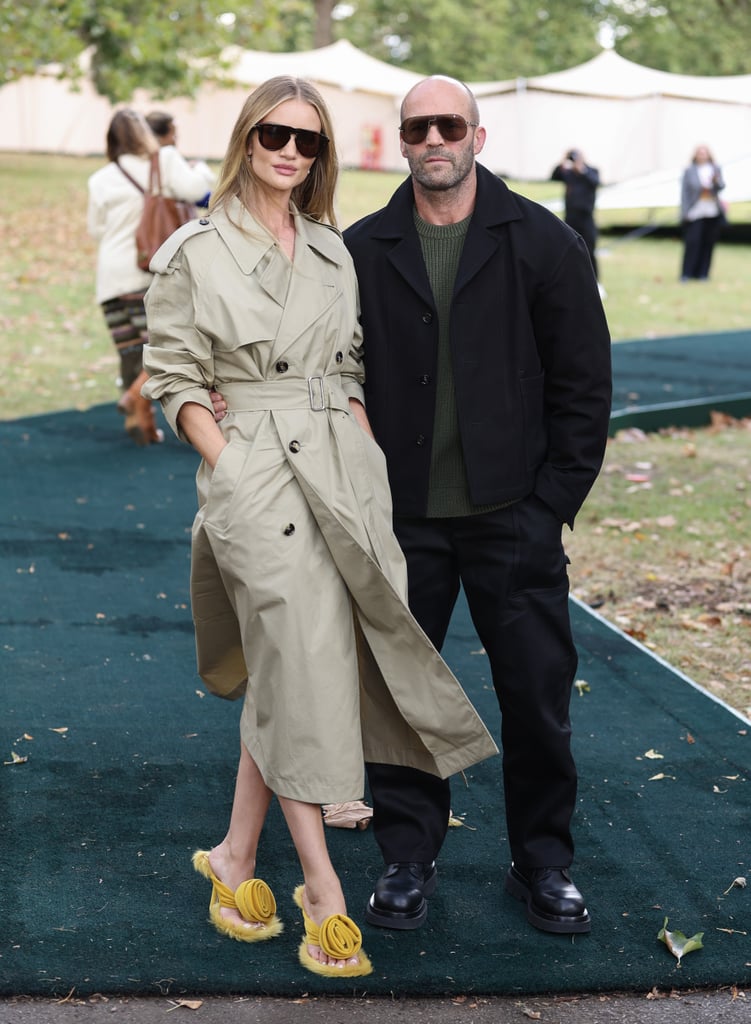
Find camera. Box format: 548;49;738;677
567;150;579;161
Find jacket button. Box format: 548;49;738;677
419;374;431;385
283;523;295;536
335;351;343;363
275;360;289;373
422;313;433;324
289;440;301;453
199;218;210;225
415;434;426;446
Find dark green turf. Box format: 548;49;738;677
2;374;749;998
610;329;751;433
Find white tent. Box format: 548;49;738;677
1;42;750;199
474;49;751;185
0;41;418;171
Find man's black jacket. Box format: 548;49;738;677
343;164;612;528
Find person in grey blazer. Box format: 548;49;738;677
680;144;726;281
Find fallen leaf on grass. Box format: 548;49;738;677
656;515;677;528
624;626;648;642
649;773;675;781
722;877;747;895
3;751;28;765
644;749;664;759
657;917;704;966
574;679;591;696
448;813;477;830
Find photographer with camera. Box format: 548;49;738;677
552;148;602;293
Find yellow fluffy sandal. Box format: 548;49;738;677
293;884;373;978
192;849;283;942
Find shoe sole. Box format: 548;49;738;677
365;868;438;930
504;872;591;935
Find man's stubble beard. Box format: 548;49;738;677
408;143;476;192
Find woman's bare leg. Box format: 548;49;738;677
278;796;359;968
208;742;273;930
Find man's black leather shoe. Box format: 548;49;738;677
365;862;438;929
505;864;591;934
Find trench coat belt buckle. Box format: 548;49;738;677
307;375;326;411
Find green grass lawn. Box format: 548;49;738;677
1;153;750;420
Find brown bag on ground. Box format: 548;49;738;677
118;153;194;271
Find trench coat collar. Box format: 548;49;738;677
208;198;343;315
369;164;525;299
212;197;344;273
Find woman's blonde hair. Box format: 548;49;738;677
210;77;339;226
106;109;159;162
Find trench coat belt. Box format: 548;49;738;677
217;375;350;413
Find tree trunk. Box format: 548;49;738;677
313;0;335;48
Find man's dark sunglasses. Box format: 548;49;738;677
253;122;329;159
399;114;479;145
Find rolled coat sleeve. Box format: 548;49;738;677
142;249;215;439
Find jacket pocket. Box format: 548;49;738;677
204;441;248;530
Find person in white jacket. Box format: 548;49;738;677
87;109;212;444
145;110;215;210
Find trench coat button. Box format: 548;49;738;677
199;218;210;225
335;351;343;363
275;360;289;373
421;312;433;324
419;374;431;385
289;440;301;453
283;523;295;536
416;434;426;446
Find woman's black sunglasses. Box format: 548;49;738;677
253;122;328;159
399;114;479;145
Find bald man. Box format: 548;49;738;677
344;76;611;935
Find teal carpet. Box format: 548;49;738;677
2;363;750;998
610;329;751;432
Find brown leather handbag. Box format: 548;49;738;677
118;153;193;270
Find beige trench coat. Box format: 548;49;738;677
143;198;497;804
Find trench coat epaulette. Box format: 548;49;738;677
149;216;216;275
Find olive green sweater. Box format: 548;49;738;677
415;210;501;517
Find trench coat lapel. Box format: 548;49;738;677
268;213;344;364
211;201;346;360
212;199;291;309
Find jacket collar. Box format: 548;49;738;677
211;196;345;275
371;163;524;240
368;164;524;299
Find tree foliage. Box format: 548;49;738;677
603;0;751;76
338;0;604;80
2;0;749;105
0;0;233;102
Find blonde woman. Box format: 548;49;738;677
142;77;496;978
